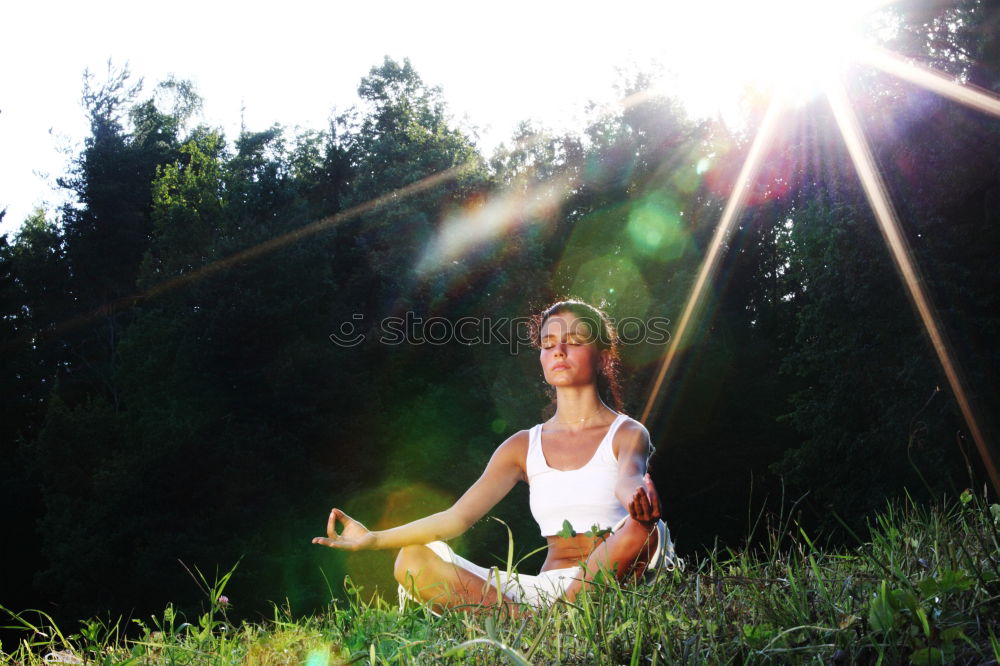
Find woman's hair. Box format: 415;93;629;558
533;299;624;413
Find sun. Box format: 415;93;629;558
744;1;866;98
652;0;894;118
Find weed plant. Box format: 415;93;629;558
3;491;999;665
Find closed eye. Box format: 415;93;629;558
541;337;585;348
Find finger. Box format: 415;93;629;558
628;491;641;519
634;487;651;517
630;489;650;520
630;499;647;523
644;474;662;518
642;475;659;514
334;508;359;528
327;509;339;538
312;537;335;547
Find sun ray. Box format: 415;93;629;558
826;79;1000;493
640;96;787;423
4;162;477;352
860;45;1000;119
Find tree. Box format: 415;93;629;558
0;211;71;614
54;65;192;410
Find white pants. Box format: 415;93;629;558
398;518;678;610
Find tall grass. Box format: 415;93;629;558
4;491;999;665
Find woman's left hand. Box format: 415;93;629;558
628;473;661;526
312;508;377;551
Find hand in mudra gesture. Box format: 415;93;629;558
628;473;661;527
312;508;376;551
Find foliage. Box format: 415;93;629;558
4;495;1000;664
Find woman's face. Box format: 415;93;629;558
538;311;605;388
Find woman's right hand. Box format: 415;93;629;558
627;473;662;528
312;508;377;551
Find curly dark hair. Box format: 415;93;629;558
532;299;624;413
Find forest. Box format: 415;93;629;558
1;0;998;637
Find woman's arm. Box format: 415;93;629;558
313;431;528;551
612;420;662;525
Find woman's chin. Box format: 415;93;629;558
548;378;593;389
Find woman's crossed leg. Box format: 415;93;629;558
394;544;521;615
394;518;658;614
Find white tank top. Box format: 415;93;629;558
526;413;630;536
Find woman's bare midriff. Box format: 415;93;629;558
540;533;604;571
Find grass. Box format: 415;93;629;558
3;491;1000;665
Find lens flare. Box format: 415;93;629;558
626;193;689;260
305;649;330;666
342;481;457;601
416;172;578;274
641;96;786;423
571;255;652;318
860;45;1000;118
826;80;1000;492
637;31;1000;492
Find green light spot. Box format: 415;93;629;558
627;203;667;252
572;255;650;316
306;649;330;666
626;195;690;261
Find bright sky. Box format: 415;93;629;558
1;0;883;237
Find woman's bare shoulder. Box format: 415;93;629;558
497;428;530;455
490;429;531;475
612;416;651;456
618;416;650;436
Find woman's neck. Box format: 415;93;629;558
550;387;611;428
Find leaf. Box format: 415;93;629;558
485;616;497;640
868;583;897;634
918;577;939;598
936;569;974;594
891;588;919;614
910;647;945;666
939;626;968;645
959;489;973;504
556;520;577;539
868;603;895;634
915;606;931;639
742;623;776;648
585;524;612;539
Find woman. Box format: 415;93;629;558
312;300;666;613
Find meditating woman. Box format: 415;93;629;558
312;300;669;613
